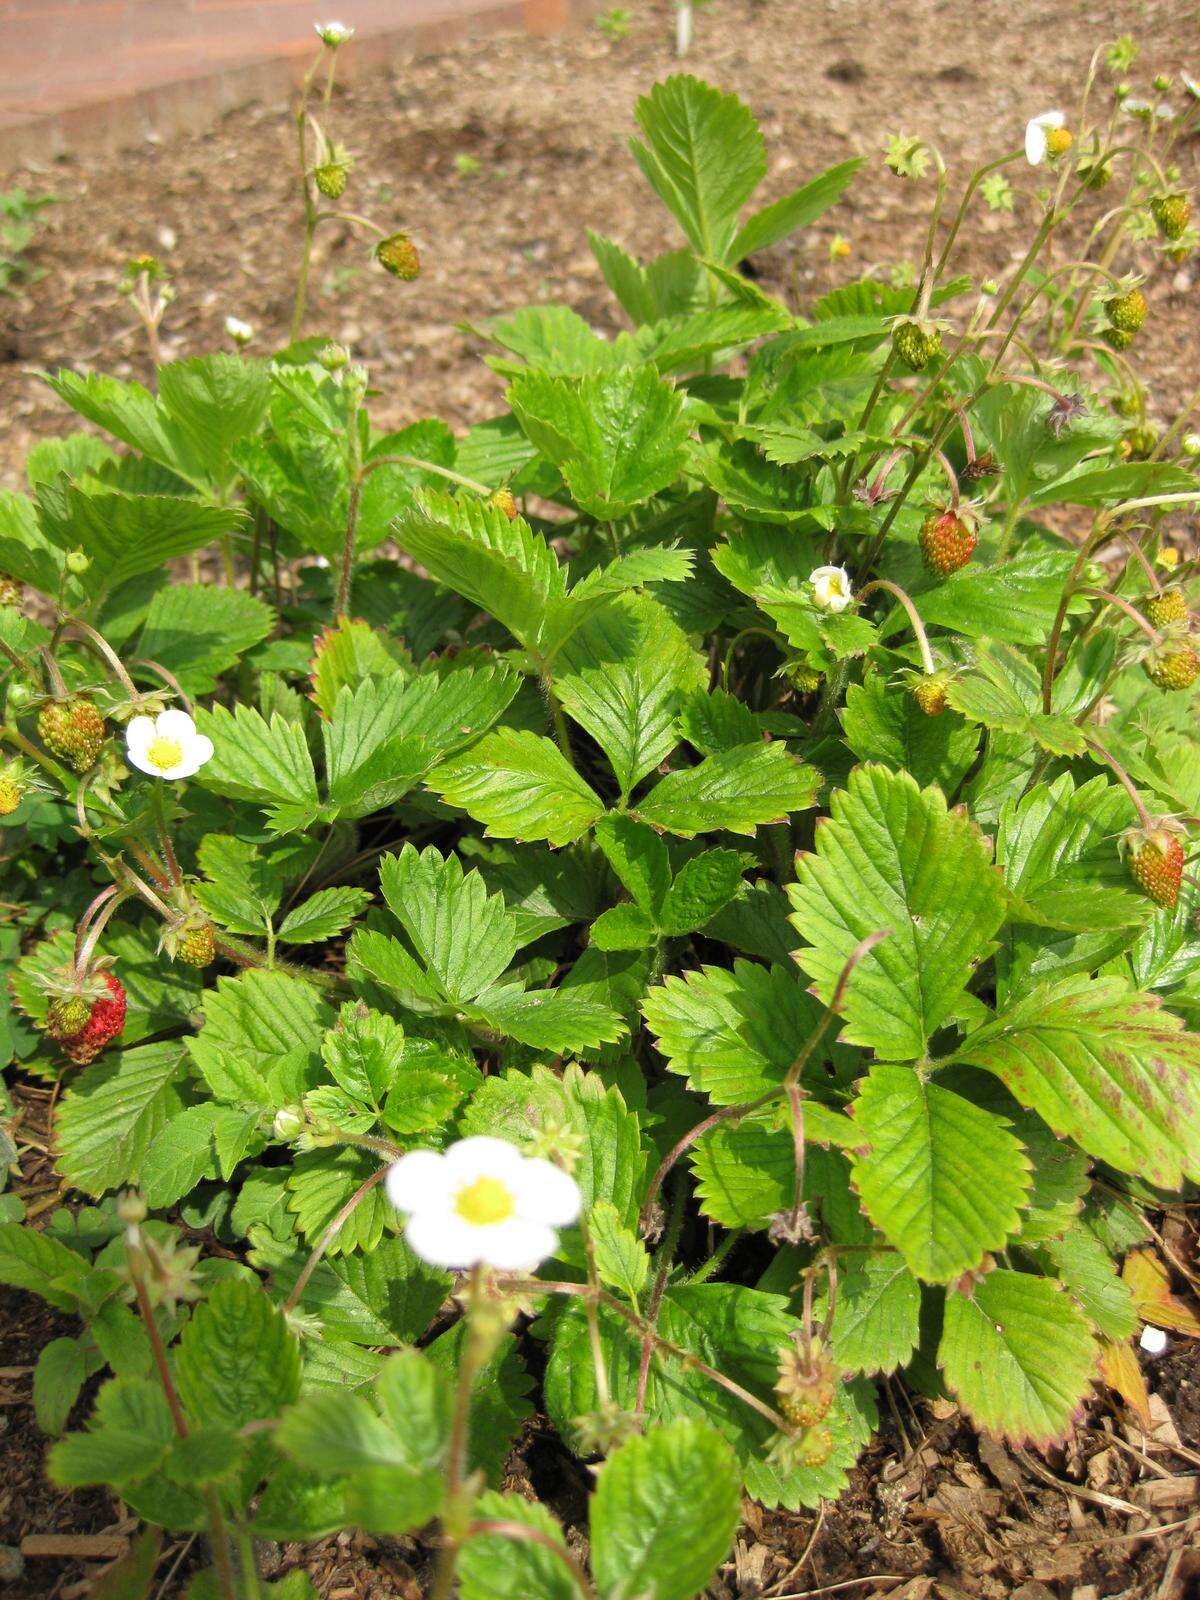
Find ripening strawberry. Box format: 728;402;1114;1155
37;698;106;773
776;1339;838;1430
0;775;21;815
1106;287;1147;333
175;923;216;969
1143;588;1189;629
919;506;978;576
1150;193;1190;242
1125;825;1185;910
376;232;420;281
911;671;951;716
0;573;20;608
1103;326;1134;353
43;971;127;1064
1144;641;1199;691
489;488;519;521
892;319;942;370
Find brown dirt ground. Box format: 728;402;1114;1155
0;0;1198;488
2;0;1200;1595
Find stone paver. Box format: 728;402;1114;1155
0;0;586;164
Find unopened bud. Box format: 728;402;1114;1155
319;342;350;371
273;1106;306;1141
117;1190;147;1225
1182;433;1200;457
65;549;91;575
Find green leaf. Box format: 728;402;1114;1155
634;742;820;838
946;643;1087;758
379;844;519;1005
827;1254;921;1376
188;970;331;1107
630;76;766;260
595;814;672;915
473;302;627;374
643;959;824;1104
49;1376;175;1490
508;366;690;520
1034;1227;1137;1340
35;481;246;602
426;1324;534;1484
175;1277;301;1430
954;975;1200;1188
458;1492;576;1600
137;584;274;694
194;835;284;935
194;702;319;825
590;902;657;951
789;765;1006;1060
850;1065;1031;1282
0;1221;90;1310
394;489;566;653
428;729;605;847
840;676;979;796
57;1043;188;1196
658;849;746;935
591;1420;742;1600
587;1199;650;1301
995;772;1143;931
270;1235;449;1347
139;1103;229;1208
277;887;371;944
154;353;270;487
938;1269;1098;1446
33;1337;91;1435
288;1148;393;1256
730;157;862;259
468;984;627;1053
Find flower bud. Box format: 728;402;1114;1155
117;1190;147;1225
273;1106;306;1141
65;549;91;575
319;342;350;371
1182;433;1200;457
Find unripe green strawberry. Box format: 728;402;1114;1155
919;506;977;577
0;573;20;608
314;161;348;199
1143;588;1189;629
489;488;519;521
1106;287;1146;333
37;698;106;773
1121;425;1157;459
1126;826;1185;909
776;1339;838;1431
1079;159;1113;190
1103;325;1134;353
911;671;951;716
786;662;823;694
892;319;942;371
45;994;92;1040
796;1425;834;1469
1150;193;1190;242
376;232;420;281
176;923;215;969
1144;640;1199;691
0;776;20;815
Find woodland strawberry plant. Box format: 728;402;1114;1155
2;28;1200;1600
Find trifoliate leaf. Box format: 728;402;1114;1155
789;764;1006;1061
138;584;274;693
175;1278;301;1431
276;887;371;945
586;1199;650;1301
840;675;979;796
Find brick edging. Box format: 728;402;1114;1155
0;0;604;171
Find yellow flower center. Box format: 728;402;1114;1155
146;735;184;771
455;1176;515;1227
1046;127;1073;157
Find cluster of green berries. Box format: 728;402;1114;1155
892;319;942;371
773;1339;838;1470
1103;287;1146;352
37;697;106;773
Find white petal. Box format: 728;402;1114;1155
386;1149;450;1212
1025;122;1047;164
125;715;156;755
190;734;214;769
442;1136;526;1183
156;708;197;741
126;745;164;777
405;1210;487;1269
1139;1324;1168;1355
477;1218;558;1272
164;755;202;781
512;1157;581;1227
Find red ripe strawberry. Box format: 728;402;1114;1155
45;972;127;1064
1126;825;1185;910
919;506;977;576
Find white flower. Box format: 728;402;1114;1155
1139;1324;1168;1356
809;565;853;613
1025;110;1065;165
1183;73;1200;102
386;1135;581;1271
314;19;353;45
224;315;253;345
125;708;214;781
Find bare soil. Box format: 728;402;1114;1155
0;0;1197;488
2;1;1200;1595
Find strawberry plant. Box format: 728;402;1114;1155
2;31;1199;1600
